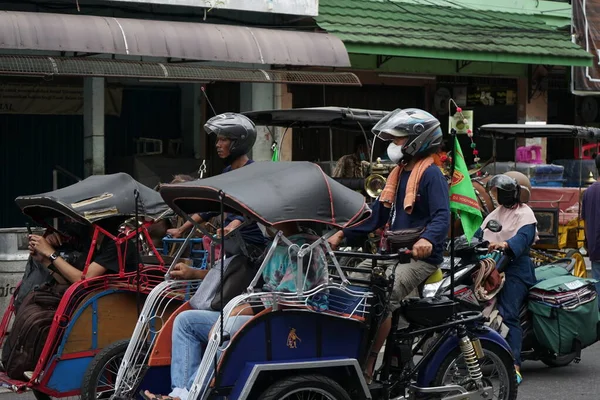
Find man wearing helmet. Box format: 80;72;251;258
479;171;537;384
328;108;450;383
166;113;267;278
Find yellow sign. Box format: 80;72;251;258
0;83;122;116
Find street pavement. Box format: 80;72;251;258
1;342;599;399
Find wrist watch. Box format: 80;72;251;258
49;252;59;262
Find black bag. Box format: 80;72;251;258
1;283;68;379
13;250;84;312
384;227;426;252
210;256;257;311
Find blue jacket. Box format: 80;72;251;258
343;165;450;265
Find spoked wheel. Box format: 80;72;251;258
258;374;351;400
434;341;517;400
81;339;130;400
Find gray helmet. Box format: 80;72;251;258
204;113;257;161
372;108;443;163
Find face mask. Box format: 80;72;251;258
387;142;404;164
497;189;517;208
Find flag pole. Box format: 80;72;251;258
449;127;457;302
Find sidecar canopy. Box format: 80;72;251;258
15;172;171;224
159;161;371;229
242;107;389;131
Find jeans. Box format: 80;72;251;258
170;309;220;394
592;261;600;308
168;309;254;400
497;277;529;366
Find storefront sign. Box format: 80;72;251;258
104;0;318;16
573;0;600;93
0;84;122;116
466;86;516;107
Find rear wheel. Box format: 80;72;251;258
434;341;517;400
258;374;352;400
81;339;130;400
540;352;577;368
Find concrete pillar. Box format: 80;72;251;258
517;76;549;162
83;77;105;177
275;84;293;161
180;83;204;159
240;82;275;161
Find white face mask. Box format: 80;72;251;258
387;142;404;164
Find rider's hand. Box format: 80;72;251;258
169;262;196;280
46;232;63;247
29;234;56;258
488;242;508;252
216;220;242;238
327;231;344;250
412;238;433;260
166;227;182;238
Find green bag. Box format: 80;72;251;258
528;275;600;355
534;264;571;282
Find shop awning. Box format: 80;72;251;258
317;0;593;67
0;55;362;86
0;10;351;68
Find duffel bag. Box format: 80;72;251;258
528;275;600;355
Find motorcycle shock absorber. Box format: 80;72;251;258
457;326;484;387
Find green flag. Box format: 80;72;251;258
449;137;483;242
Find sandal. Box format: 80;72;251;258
139;390;177;400
515;370;523;385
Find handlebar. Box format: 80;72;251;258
333;249;413;264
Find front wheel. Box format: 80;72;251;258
81;339;130;400
434;341;517;400
258;374;351;400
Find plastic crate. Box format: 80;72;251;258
161;237;208;269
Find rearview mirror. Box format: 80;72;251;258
485;220;502;233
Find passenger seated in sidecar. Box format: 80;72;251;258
27;217;138;284
140;222;329;400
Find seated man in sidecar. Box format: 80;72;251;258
328;108;450;383
141;221;329;400
28;217;138;284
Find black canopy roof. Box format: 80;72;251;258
159;161;371;229
478;124;600;140
15;173;170;224
242;107;389;131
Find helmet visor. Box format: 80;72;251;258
486;175;518;192
372;108;438;141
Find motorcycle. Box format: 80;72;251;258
422;220;582;367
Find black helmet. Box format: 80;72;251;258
204;113;257;161
486;174;521;208
372;108;443;162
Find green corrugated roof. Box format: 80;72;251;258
316;0;593;67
